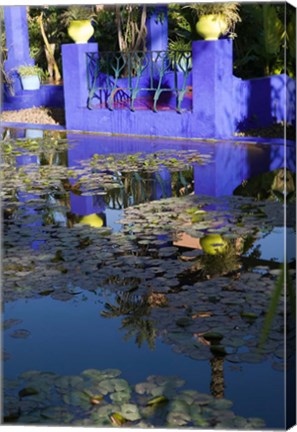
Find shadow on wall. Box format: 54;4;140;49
234;74;296;132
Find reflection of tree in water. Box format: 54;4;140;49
183;240;241;282
210;357;225;399
233;168;295;202
101;292;157;350
200;242;240;279
104;168;194;209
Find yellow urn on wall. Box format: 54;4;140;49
196;14;228;40
67;20;94;44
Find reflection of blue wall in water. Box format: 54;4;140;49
152;168;172;200
70;193;106;217
16;154;43;250
194;141;295;197
67;132;295;214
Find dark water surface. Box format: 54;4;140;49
2;129;296;428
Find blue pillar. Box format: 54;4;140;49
192;39;234;138
146;6;168;52
61;43;98;130
4;6;34;72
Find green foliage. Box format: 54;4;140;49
183;1;241;35
28;6;69;76
168;3;197;42
17;64;43;77
61;5;95;26
92;7;117;51
234;3;294;78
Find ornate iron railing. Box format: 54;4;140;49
86;50;192;113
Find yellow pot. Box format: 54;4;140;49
67;20;94;44
196;14;228;41
80;213;103;228
200;234;227;255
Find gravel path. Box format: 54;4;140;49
1;107;65;126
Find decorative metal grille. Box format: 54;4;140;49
86;50;192;113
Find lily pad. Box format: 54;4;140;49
120;403;141;421
10;329;31;339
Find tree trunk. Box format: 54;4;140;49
44;43;56;82
38;13;61;83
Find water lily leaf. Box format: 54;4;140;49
240;312;258;320
146;395;168;406
109;412;128;425
135;382;156;395
170;398;190;414
92;403;120;420
10;329;31;339
82;368;121;381
97;379;115;395
62;390;87;406
203;332;223;342
121;403;141;421
40;406;74;422
19;387;39;398
55;375;84;391
248;417;266;428
110;390;131;403
209;398;233;410
3;318;23;330
176;317;192;327
19;370;42;380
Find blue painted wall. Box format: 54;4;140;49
234;74;296;131
2;4;295;139
3;85;64;111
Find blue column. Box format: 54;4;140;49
4;6;34;71
146;6;168;52
192;39;234;138
61;43;98;129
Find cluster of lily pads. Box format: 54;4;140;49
3;368;265;428
1;136;211;203
3;191;293;368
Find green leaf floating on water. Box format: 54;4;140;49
4;367;267;427
120;403;141;421
176;317;192;327
146;395;168;406
240;312;258;320
109;412;127;426
203;332;223;342
19;387;39;398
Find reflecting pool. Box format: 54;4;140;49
2;129;296;428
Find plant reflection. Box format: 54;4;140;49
101;292;158;350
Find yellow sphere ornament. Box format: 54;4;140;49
80;214;103;228
200;234;227;255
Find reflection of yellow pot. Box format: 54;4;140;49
200;234;227;255
196;14;228;40
80;214;103;228
67;20;94;44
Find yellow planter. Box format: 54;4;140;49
200;234;227;255
196;14;228;40
80;214;103;228
67;20;94;44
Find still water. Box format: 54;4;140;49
2;129;296;428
